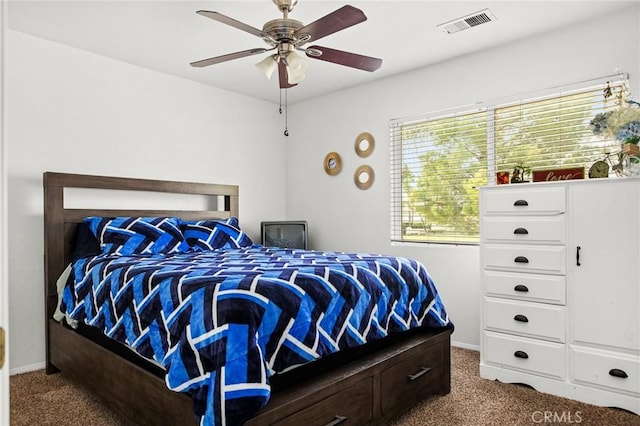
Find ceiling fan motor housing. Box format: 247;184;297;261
263;19;304;44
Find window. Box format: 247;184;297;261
390;79;625;244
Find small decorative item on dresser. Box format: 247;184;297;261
496;171;510;185
588;160;610;178
533;168;584;182
622;142;640;156
510;162;531;183
590;79;640;176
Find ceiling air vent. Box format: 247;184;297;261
437;9;496;34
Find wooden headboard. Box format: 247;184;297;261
43;172;239;370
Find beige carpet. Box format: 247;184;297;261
10;347;640;425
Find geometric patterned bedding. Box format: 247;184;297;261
59;246;453;425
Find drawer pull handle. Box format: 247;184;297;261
513;227;529;235
609;368;628;379
324;416;348;426
576;246;581;266
514;350;529;359
514;314;529;323
408;367;432;381
514;256;529;264
513;200;529;206
514;284;529;292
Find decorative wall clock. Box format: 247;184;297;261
324;152;342;176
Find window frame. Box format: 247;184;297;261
390;76;628;245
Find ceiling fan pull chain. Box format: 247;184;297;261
280;89;289;136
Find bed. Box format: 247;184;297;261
43;171;453;426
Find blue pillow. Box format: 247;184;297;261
84;216;189;256
182;217;253;251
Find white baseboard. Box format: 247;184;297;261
10;361;45;376
451;340;480;351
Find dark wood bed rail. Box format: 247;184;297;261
43;172;239;373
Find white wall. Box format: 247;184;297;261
6;31;287;372
285;5;640;349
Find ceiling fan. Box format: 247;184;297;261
190;0;383;88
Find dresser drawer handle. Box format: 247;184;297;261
407;367;432;381
609;368;628;379
324;415;348;426
514;314;529;323
514;256;529;264
514;350;529;359
514;284;529;292
513;227;529;235
513;200;529;206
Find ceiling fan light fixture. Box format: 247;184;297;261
255;55;278;79
286;51;307;84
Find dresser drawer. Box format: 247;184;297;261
571;346;640;396
481;216;566;244
483;270;565;304
484;297;565;342
276;378;373;426
380;343;444;414
482;244;566;274
483;331;565;378
481;186;566;216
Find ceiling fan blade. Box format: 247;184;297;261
190;48;269;68
278;61;297;89
196;10;272;40
305;45;382;72
295;5;367;45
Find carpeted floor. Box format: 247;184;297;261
10;347;640;425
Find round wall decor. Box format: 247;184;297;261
355;132;375;158
324;152;342;176
354;165;375;190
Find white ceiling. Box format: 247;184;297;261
7;1;638;105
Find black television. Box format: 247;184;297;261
261;221;308;250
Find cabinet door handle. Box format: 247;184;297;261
513;200;529;206
514;350;529;359
514;314;529;323
408;366;432;381
513;227;529;235
576;246;581;266
514;284;529;292
609;368;628;379
514;256;529;264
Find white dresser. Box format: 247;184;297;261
479;179;640;414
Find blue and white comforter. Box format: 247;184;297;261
60;246;452;425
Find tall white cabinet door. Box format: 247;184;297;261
569;180;640;351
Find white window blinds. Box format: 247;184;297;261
390;79;626;244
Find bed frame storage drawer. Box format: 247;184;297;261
380;341;446;414
248;329;451;426
276;378;373;426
